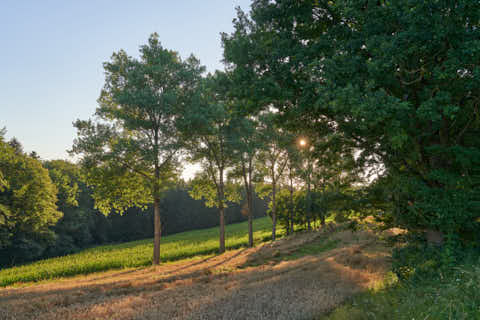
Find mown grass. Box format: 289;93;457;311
323;260;480;320
282;238;340;261
0;217;281;287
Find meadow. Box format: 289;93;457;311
323;262;480;320
0;216;279;287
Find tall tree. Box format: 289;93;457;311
71;33;204;264
284;150;300;234
225;0;480;239
229;114;262;247
256;113;291;241
178;71;236;253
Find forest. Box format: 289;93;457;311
1;0;480;319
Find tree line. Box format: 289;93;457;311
2;0;479;266
0;134;267;267
219;0;480;249
69;31;368;265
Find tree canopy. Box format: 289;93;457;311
223;0;480;238
71;33;204;264
0;135;61;264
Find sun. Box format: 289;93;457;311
299;139;307;147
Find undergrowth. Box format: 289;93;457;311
323;234;480;320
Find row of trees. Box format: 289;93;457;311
71;32;364;264
0;133;266;267
75;0;480;263
5;0;478;266
220;0;480;244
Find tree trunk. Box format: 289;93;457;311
306;173;311;231
152;132;161;265
248;189;253;247
243;160;254;247
248;161;254;247
320;188;326;227
289;174;294;234
272;175;277;241
219;169;226;253
153;195;161;265
219;205;225;253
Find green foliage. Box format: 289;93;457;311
42;160;100;257
178;71;237;192
324;257;480;320
72;33;204;214
189;171;241;208
0;131;7;193
323;234;480;320
270;188;303;228
178;71;236;188
0;217;280;287
71;34;205;264
44;160;80;209
177;71;240;252
224;0;480;238
0;138;62;264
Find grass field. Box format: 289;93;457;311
323;262;480;320
0;217;280;287
0;222;392;320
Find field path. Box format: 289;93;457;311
0;226;394;320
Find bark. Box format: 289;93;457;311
272;174;277;241
289;173;294;234
247;188;253;247
219;205;225;253
247;160;253;247
219;168;226;253
306;160;312;231
153;194;161;265
241;159;254;247
153;130;161;265
320;189;326;227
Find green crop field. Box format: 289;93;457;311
0;217;281;287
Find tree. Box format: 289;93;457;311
256;113;291;241
0;136;61;265
8;138;24;155
43;160;98;255
224;0;480;240
44;160;80;210
71;33;204;264
178;71;237;253
229;114;262;247
283;149;300;234
0;129;8;193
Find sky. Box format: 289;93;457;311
0;0;252;178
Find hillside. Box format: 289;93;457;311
0;221;392;320
0;217;277;287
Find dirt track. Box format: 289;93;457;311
0;226;393;320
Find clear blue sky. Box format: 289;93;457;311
0;0;251;160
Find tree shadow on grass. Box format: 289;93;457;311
0;229;390;320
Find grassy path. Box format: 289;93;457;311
0;217;278;287
0;224;391;320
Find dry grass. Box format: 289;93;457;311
0;225;394;320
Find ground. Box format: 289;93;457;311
0;225;394;320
